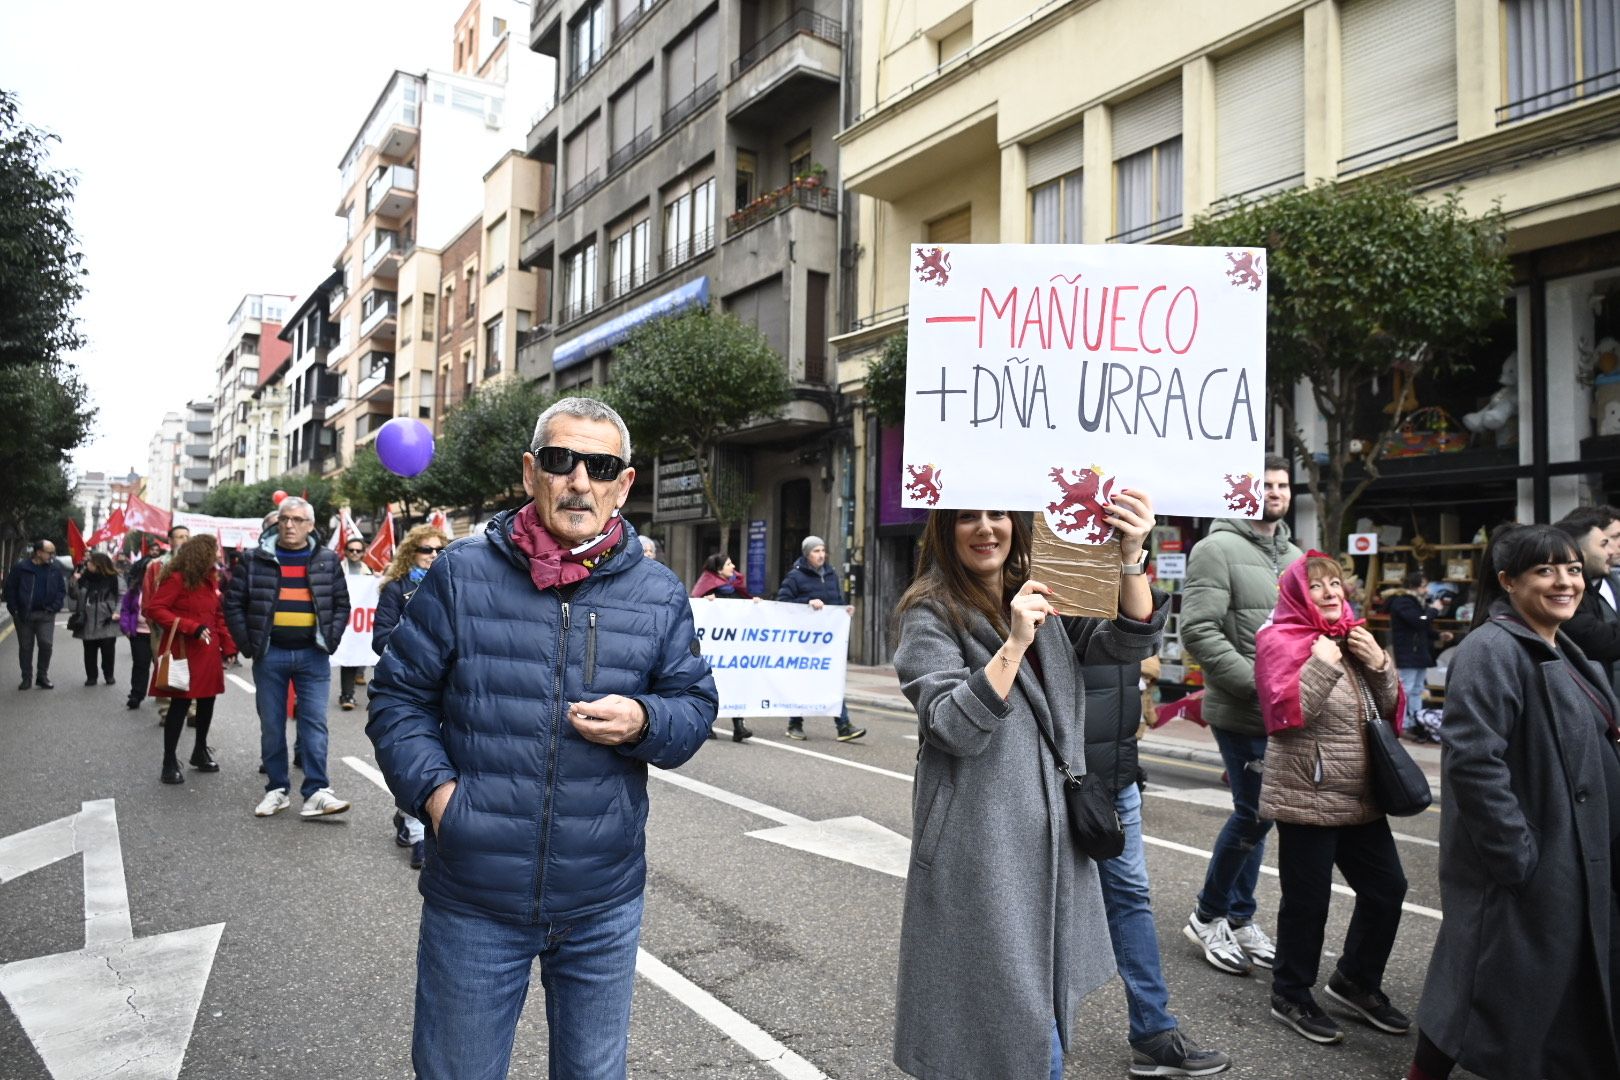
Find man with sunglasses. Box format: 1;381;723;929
338;535;373;711
368;397;718;1080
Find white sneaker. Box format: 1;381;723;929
1183;911;1252;975
1230;921;1276;970
254;788;291;817
300;788;351;818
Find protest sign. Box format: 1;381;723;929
902;244;1267;520
330;575;382;667
690;599;849;718
172;512;265;551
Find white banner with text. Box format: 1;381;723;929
690;599;849;718
330;575;382;667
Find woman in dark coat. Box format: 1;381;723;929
145;535;236;785
1410;523;1620;1080
120;557;153;709
892;496;1171;1080
70;551;123;685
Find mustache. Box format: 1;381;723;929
555;496;595;511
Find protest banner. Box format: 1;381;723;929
689;599;849;718
330;575;382;667
172;512;265;550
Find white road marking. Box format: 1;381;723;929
727;734;917;782
0;800;224;1080
226;672;256;693
635;950;830;1080
651;769;807;826
1147;785;1442;847
747;816;911;878
342;755;389;792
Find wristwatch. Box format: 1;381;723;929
1120;549;1149;576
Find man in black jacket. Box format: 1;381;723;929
1554;506;1620;690
4;540;65;689
225;497;352;819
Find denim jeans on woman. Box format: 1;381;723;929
1095;781;1178;1042
413;893;645;1080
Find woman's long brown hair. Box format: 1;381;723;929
159;535;219;590
894;510;1032;637
382;524;451;585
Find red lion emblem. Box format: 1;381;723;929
905;464;944;506
1046;465;1116;542
915;247;952;287
1223;472;1261;515
1225;251;1264;292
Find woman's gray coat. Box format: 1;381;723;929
1417;604;1620;1079
892;594;1167;1080
69;575;123;641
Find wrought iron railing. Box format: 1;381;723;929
661;75;718;130
732;10;841;80
607;128;655;176
725;183;836;237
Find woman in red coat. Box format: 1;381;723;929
146;535;237;785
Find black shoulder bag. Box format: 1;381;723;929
1032;708;1125;861
1354;667;1432;817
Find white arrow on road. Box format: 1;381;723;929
0;799;224;1080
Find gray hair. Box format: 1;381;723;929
532;397;632;462
277;496;314;520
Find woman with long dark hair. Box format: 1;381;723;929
145;535;237;785
890;498;1221;1079
691;553;751;598
70;551;123;686
1409;523;1620;1080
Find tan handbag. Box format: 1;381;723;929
153;623;192;694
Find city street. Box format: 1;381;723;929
0;616;1462;1079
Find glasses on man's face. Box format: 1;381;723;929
533;445;626;482
279;516;313;526
417;546;444;556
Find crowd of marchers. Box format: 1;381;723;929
6;405;1619;1079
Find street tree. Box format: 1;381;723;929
604;307;792;553
339;443;418;522
415;378;550;523
863;331;908;428
0;89;84;369
0;360;94;550
198;475;334;535
1189;180;1510;550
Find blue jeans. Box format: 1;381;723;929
253;645;332;799
1397;667;1426;724
1049;1019;1062;1080
1096;783;1177;1043
1196;729;1271;925
414;894;645;1080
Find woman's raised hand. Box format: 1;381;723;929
1345;625;1389;670
1105;488;1156;561
1009;580;1055;651
1310;635;1343;666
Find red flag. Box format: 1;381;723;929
428;509;450;536
66;519;86;563
123;493;172;535
363;513;395;573
87;508;128;549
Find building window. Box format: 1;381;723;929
465;268;478;321
927;206;972;244
1111;79;1183;243
1501;0;1620;121
1214;27;1305;200
562;242;599;322
608;216;651;298
484;315;505;378
663;13;719;124
735;149;758;210
608;71;657;172
1027;122;1084;243
937;21;972;65
662;175;714;269
568;2;608;86
485;215;508;278
422;294;436;341
787;133;812;183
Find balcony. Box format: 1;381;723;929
520;206;557;268
183;466;210;482
530;0;561;53
606;128;654;176
559;292;599;325
662;75;718;131
380;119;419;161
326;283;347;318
181;490;208;509
359;294;398;340
527;104;559;158
728;11;841;123
485;263;506;286
566;46;603;92
517;325;554;378
562;169;601;211
606;265;651;301
363;231;401;279
185;419;211;434
356;352;394;401
185;442;210;459
366;165;417;219
725;182;835;237
656;228;714;274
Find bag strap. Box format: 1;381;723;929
1029;700;1081;787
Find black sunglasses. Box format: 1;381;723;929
345;546;364;553
533;445;626;482
417;546;444;555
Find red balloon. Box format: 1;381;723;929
272;490;288;505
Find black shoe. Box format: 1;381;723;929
126;699;141;710
732;719;754;743
1324;970;1411;1034
257;762;267;774
105;675;115;685
409;841;425;869
836;725;867;742
85;677;98;686
1129;1028;1231;1076
36;677;53;689
190;747;219;773
340;697;355;711
18;679;29;691
1270;993;1343;1044
394;812;411;848
785;722;806;740
161;762;184;785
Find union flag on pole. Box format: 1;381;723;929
363;512;395;573
66;519;87;563
428;509;451;536
123;493;172;536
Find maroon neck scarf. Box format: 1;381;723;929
508;503;626;591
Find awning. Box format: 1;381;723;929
552;277;710;371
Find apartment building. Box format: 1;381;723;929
247;328;293;483
323;1;550;475
145;412;184;514
833;0;1620;660
517;0;851;585
178;400;215;510
209;293;293;489
280;273;344;476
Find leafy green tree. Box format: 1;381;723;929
1189;180;1510;549
0;360;95;547
0;90;84;369
863;331;908;428
604;308;792;552
339;444;418;521
415;378;551;522
198;475;334;536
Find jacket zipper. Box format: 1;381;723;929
585;612;597;686
534;599;570;923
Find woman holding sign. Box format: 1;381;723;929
891;494;1217;1079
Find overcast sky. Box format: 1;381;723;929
1;0;479;479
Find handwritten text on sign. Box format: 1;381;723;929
690;599;849;718
330;575;381;667
902;244;1267;519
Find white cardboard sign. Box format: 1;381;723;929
690;599;849;718
902;243;1268;522
331;575;382;666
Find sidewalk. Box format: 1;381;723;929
847;663;1443;787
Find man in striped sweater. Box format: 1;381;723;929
225;496;352;819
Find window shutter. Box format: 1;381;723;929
695;15;719;87
635;71;657;132
610;89;635;152
1112;78;1181;160
1215;28;1304;197
1340;0;1457;167
1027;123;1084;187
565;129;587;188
666;33;695;103
927;207;972;244
585;114;605;176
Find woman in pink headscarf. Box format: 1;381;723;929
1254;552;1411;1048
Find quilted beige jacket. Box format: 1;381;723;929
1259;655;1399;827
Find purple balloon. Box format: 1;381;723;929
375;417;435;477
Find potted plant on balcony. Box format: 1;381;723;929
793;162;828;190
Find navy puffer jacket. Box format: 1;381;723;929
223;532;350;658
366;507;718;925
776;557;844;606
370;575;418;656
